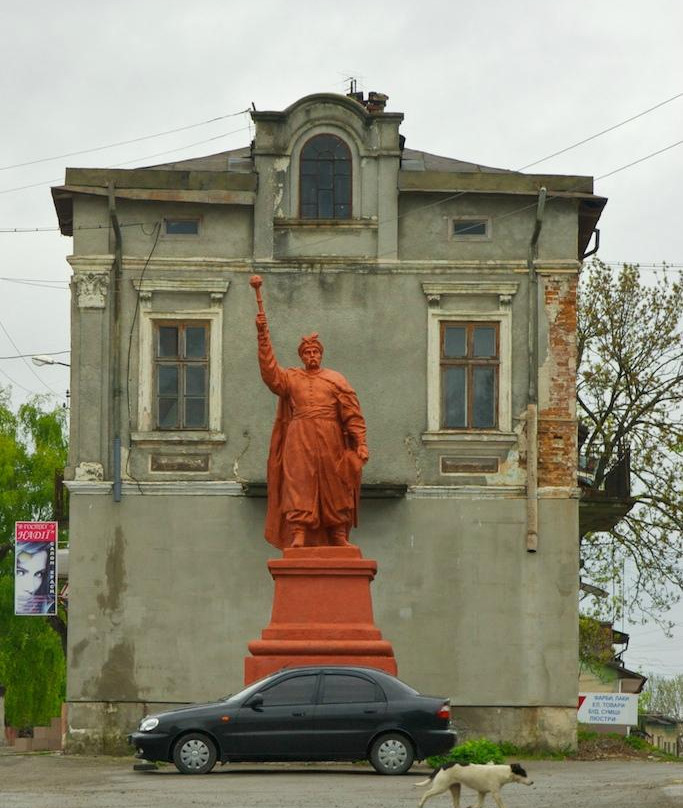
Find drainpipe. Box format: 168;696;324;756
108;183;123;502
526;187;546;552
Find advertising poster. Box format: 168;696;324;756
14;521;58;616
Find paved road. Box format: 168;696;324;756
1;752;683;807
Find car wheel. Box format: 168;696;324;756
172;733;218;775
369;733;415;775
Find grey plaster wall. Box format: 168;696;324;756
68;263;533;486
65;491;577;748
398;194;578;262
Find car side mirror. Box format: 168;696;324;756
247;693;264;711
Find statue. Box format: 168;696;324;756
250;275;369;549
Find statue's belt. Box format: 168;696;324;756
291;406;338;421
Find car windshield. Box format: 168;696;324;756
220;672;281;702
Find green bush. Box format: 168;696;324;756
427;738;505;769
623;735;650;751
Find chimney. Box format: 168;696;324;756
346;89;389;113
366;92;388;113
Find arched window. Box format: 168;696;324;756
300;134;351;219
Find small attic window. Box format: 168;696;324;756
451;218;490;240
164;218;200;236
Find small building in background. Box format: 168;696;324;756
639;713;682;756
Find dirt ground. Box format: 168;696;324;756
1;751;683;808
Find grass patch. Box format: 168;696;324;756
426;730;681;769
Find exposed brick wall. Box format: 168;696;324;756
538;275;578;488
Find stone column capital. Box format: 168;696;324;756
71;269;111;309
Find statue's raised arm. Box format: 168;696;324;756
250;276;369;551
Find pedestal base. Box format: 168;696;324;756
244;545;397;684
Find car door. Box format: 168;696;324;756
313;672;387;757
225;672;320;759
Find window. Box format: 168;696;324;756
164;218;200;236
261;675;318;706
440;322;499;429
155;322;209;430
320;674;383;704
300;134;351;219
451;217;490;240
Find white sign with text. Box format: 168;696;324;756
577;692;639;725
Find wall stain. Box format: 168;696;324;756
70;638;89;668
90;640;138;701
97;526;126;613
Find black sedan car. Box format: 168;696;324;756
128;666;455;775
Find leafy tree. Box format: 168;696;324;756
0;389;68;726
577;260;683;624
578;615;614;674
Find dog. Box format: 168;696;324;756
415;761;533;808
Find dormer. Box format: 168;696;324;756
250;93;404;261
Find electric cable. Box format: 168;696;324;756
0;350;69;360
517;90;683;171
0;124;253;195
0;108;251;171
0;317;59;396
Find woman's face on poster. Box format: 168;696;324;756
16;549;48;602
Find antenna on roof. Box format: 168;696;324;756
349;77;357;95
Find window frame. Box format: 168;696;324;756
299;133;353;220
162;217;202;238
440;321;500;430
450;216;491;242
134;282;226;443
154;320;210;431
421;282;518;448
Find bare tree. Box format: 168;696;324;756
578;260;683;624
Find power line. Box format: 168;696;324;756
0;318;58;396
517;90;683;171
0;108;251;171
0;350;69;360
0;365;37;396
0;124;253;195
596;138;683;181
0;278;69;290
0;277;68;283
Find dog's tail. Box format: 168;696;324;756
414;768;441;787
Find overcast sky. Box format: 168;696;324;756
2;1;682;678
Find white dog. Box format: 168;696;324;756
415;761;533;808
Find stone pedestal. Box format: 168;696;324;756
244;545;397;683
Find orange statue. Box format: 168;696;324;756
251;275;369;549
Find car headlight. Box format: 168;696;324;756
139;717;159;732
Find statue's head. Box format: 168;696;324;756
298;333;323;370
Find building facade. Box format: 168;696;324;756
52;91;606;752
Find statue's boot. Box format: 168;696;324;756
290;527;306;548
329;527;350;546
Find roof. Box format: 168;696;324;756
400;147;513;175
640;713;681;727
144;145;516;176
51;143;606;255
145;145;253;173
605;660;647;693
